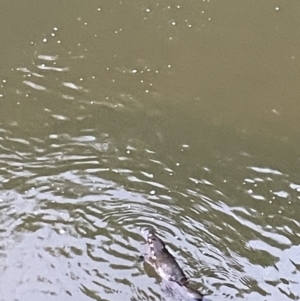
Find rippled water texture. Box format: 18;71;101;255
0;1;300;300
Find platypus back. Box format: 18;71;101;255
141;228;207;301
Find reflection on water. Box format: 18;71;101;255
0;1;300;300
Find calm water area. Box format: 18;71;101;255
0;1;300;300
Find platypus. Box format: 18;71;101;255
140;228;207;301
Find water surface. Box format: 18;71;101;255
0;1;300;300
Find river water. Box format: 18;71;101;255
0;1;300;300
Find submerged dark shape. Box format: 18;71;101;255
164;279;206;301
141;228;207;301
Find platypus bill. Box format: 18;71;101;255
141;228;207;301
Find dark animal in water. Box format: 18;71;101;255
140;228;207;301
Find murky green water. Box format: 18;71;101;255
0;1;300;300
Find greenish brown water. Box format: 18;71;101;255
0;1;300;300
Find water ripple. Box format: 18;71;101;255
23;80;46;91
0;2;298;299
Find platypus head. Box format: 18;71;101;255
141;228;166;255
